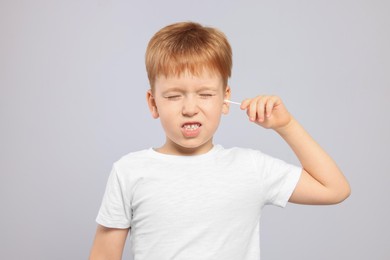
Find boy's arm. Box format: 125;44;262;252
240;95;351;205
89;224;129;260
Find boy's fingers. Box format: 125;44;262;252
241;96;280;122
240;98;252;110
241;98;256;121
257;97;266;122
265;96;276;117
240;95;283;124
248;99;258;121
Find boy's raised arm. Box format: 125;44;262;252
240;95;351;205
89;224;130;260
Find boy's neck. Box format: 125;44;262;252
155;140;214;156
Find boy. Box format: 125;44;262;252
89;22;350;260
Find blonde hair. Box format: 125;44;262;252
145;22;232;92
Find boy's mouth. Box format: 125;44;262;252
182;122;201;131
181;122;202;137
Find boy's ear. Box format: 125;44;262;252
146;89;159;119
222;85;231;115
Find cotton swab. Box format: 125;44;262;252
224;99;241;106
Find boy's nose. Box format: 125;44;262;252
182;97;199;117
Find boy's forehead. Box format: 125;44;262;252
155;70;224;90
158;67;221;79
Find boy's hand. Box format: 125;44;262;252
240;95;351;205
240;95;292;130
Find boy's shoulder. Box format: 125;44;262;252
120;148;151;160
217;145;265;157
113;148;153;169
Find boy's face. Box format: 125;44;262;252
147;70;231;155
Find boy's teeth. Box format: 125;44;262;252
183;124;200;130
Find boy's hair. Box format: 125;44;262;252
145;21;232;92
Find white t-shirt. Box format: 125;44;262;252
96;145;302;260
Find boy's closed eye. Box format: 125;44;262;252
199;93;215;98
164;93;215;100
165;95;182;100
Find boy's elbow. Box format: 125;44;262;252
342;183;352;201
331;182;351;204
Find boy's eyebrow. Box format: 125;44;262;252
161;86;219;94
161;87;184;95
197;86;219;92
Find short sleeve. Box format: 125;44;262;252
254;151;302;208
96;165;132;228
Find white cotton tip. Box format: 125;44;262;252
224;99;241;105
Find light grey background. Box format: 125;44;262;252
1;0;389;259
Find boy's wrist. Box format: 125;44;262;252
274;117;298;137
